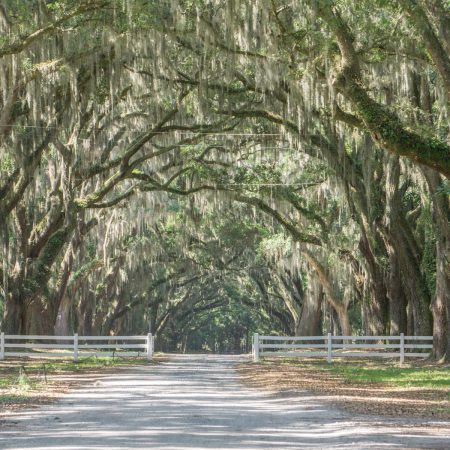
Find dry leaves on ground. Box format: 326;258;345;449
237;359;450;420
0;357;165;415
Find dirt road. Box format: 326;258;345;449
1;355;449;449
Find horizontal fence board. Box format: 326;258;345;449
5;335;74;340
4;351;145;358
4;352;74;358
404;344;433;349
331;352;400;358
260;344;328;349
78;336;147;341
78;351;142;357
78;344;147;349
4;343;74;349
259;336;326;341
404;336;434;341
332;344;400;349
260;351;328;357
332;336;400;341
3;335;147;341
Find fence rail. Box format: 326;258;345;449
252;333;433;363
0;333;154;361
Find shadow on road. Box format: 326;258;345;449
1;354;449;449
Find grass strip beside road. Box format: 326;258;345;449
0;356;154;413
237;358;450;419
329;364;450;389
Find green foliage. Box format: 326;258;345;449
1;0;448;353
435;180;450;197
184;293;276;353
258;233;292;259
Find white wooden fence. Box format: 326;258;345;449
252;333;433;363
0;333;154;361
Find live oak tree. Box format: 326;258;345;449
0;0;449;360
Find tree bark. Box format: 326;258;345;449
422;168;450;359
303;250;351;335
386;243;408;335
358;232;389;335
297;279;323;335
383;156;432;336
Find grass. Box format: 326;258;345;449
0;355;149;374
257;357;450;390
0;355;154;408
241;357;450;418
329;365;450;389
0;368;41;404
17;356;149;372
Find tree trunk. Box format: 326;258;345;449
297;280;323;335
386;242;408;335
358;232;389;335
422;168;450;359
3;292;25;334
54;295;72;336
303;250;351;336
336;305;351;337
384;156;432;336
26;302;53;335
394;225;432;336
432;236;449;360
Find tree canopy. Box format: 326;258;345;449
0;0;449;358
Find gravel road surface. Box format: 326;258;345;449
1;354;449;449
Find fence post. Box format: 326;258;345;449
400;333;405;364
0;332;4;360
147;333;153;361
327;333;332;363
73;333;78;362
253;333;260;362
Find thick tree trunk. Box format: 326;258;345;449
78;285;94;336
26;302;53;335
394;224;432;336
52;217;97;336
384;156;432;336
388;263;408;335
432;236;449;359
54;295;72;336
336;306;351;337
3;292;25;334
385;241;408;335
82;303;94;336
407;303;414;336
8;218;78;334
422;168;450;359
358;232;388;335
303;250;351;336
297;281;323;335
